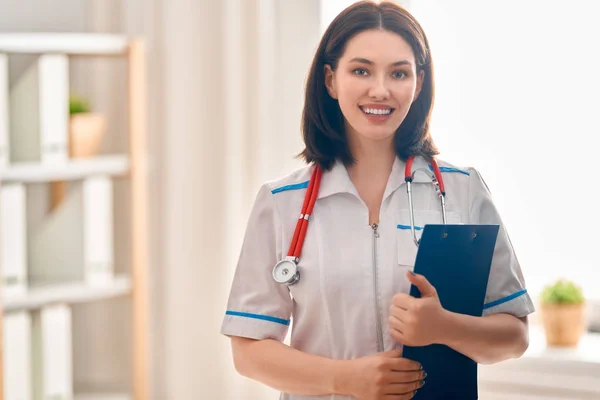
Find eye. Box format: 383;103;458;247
392;70;407;79
352;68;369;76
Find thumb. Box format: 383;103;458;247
406;271;437;297
381;349;403;358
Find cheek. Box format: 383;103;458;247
336;79;363;114
395;81;419;104
336;74;363;96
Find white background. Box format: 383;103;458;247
322;0;600;299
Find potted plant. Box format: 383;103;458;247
68;95;106;158
540;279;586;347
51;96;107;211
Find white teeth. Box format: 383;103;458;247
362;107;391;115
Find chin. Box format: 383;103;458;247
356;126;398;142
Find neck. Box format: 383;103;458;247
346;135;397;180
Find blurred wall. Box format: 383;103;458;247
0;0;86;32
1;0;322;398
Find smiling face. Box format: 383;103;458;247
325;29;424;145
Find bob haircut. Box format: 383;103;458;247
299;0;439;171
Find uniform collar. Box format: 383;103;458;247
317;155;432;200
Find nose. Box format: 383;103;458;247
368;74;390;100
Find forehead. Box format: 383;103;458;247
340;29;415;65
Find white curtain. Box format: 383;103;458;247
143;0;321;398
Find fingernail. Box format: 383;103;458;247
419;364;423;370
409;271;416;276
423;371;428;379
420;380;426;387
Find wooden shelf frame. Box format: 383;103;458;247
0;35;150;400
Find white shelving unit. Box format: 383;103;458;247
0;34;129;55
3;275;132;313
0;34;149;400
0;155;130;183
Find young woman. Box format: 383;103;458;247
221;2;534;399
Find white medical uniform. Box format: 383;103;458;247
221;155;535;400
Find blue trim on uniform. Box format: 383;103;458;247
271;180;310;194
483;289;528;310
428;165;471;176
226;311;290;326
397;224;423;230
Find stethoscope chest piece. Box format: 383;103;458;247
272;258;300;286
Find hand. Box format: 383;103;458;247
389;272;449;347
336;349;426;400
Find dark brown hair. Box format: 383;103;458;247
299;0;438;171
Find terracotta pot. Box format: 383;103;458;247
50;113;106;211
540;302;586;347
69;112;106;158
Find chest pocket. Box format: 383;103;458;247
396;209;463;267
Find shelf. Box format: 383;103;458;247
0;155;130;183
3;275;132;312
0;33;129;55
75;393;131;400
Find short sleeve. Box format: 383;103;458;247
468;168;535;318
220;184;293;341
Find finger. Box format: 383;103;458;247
387;370;425;384
384;394;416;400
388;315;405;337
381;349;404;358
406;271;437;297
390;356;422;372
389;306;407;323
389;314;404;329
383;392;417;399
390;327;404;343
385;379;426;395
393;293;412;309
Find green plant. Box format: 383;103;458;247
69;95;91;115
541;279;585;304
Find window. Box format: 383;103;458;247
320;0;358;35
409;0;600;298
320;0;600;299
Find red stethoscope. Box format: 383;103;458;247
272;155;447;286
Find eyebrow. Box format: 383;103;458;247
348;57;412;67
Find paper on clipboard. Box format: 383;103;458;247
401;224;499;400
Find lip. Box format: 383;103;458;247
360;104;395;110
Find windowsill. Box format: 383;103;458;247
479;323;600;396
522;323;600;366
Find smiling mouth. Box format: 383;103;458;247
359;106;395;116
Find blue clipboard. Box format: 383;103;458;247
402;224;499;400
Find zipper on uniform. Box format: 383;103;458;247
371;223;384;352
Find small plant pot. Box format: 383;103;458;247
540;302;586;347
69;113;106;158
50;113;106;211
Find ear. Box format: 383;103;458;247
324;64;338;99
413;69;425;102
